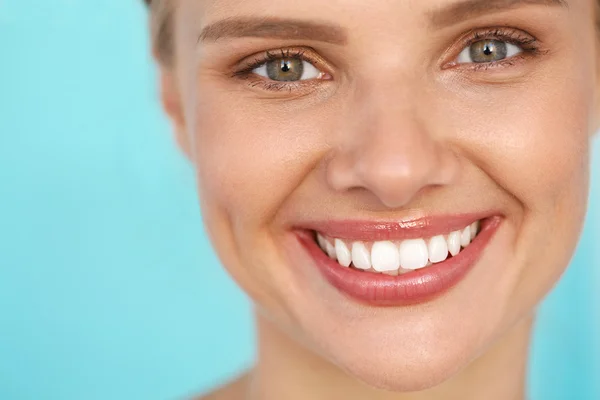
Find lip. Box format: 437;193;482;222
297;212;493;241
296;215;503;306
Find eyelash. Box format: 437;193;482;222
231;26;542;92
447;27;541;71
231;48;327;93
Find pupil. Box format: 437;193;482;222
266;57;304;81
470;40;507;63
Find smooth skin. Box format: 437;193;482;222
149;0;600;399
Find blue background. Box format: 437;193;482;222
0;1;598;399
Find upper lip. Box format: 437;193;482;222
296;212;498;241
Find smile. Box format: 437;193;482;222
296;214;503;306
316;220;480;274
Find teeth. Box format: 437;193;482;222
428;235;449;264
335;239;352;267
371;241;400;272
316;220;483;273
351;242;372;270
399;239;429;270
317;234;327;251
325;241;337;259
317;233;337;259
460;226;471;248
383;269;399;276
447;231;461;257
470;221;479;240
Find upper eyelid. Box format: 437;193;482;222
456;27;538;48
438;26;540;66
234;47;329;76
231;27;539;79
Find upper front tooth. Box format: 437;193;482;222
351;242;372;270
322;223;479;270
371;241;400;272
447;231;461;256
428;235;449;264
399;239;429;270
460;226;471;248
335;239;352;267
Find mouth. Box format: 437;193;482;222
296;214;503;306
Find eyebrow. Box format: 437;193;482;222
198;17;348;45
429;0;568;28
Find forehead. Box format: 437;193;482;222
180;0;569;19
174;0;585;51
176;0;581;41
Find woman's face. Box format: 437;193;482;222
161;0;598;391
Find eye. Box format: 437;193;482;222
457;39;522;64
253;57;323;82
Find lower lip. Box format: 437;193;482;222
297;216;502;306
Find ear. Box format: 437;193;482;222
158;65;194;160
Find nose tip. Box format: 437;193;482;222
327;136;460;209
358;153;449;208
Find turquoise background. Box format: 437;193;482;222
0;1;598;399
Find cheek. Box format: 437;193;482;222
191;94;331;224
443;55;593;218
444;70;592;312
463;83;590;213
187;88;338;318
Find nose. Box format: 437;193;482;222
326;84;460;209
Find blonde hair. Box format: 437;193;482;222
145;0;174;65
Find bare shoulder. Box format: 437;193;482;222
194;373;250;400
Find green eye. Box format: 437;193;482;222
253;57;322;81
457;39;522;64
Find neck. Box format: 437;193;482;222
246;312;534;400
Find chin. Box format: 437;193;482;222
315;325;483;393
342;358;465;392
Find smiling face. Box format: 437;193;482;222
155;0;598;392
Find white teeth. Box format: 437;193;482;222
335;239;352;267
399;239;429;270
460;226;471;248
447;231;461;257
428;235;449;264
317;233;327;251
371;241;401;272
317;219;482;272
351;242;372;270
470;221;479;240
325;241;337;259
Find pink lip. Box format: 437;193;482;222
296;215;503;306
297;212;494;241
